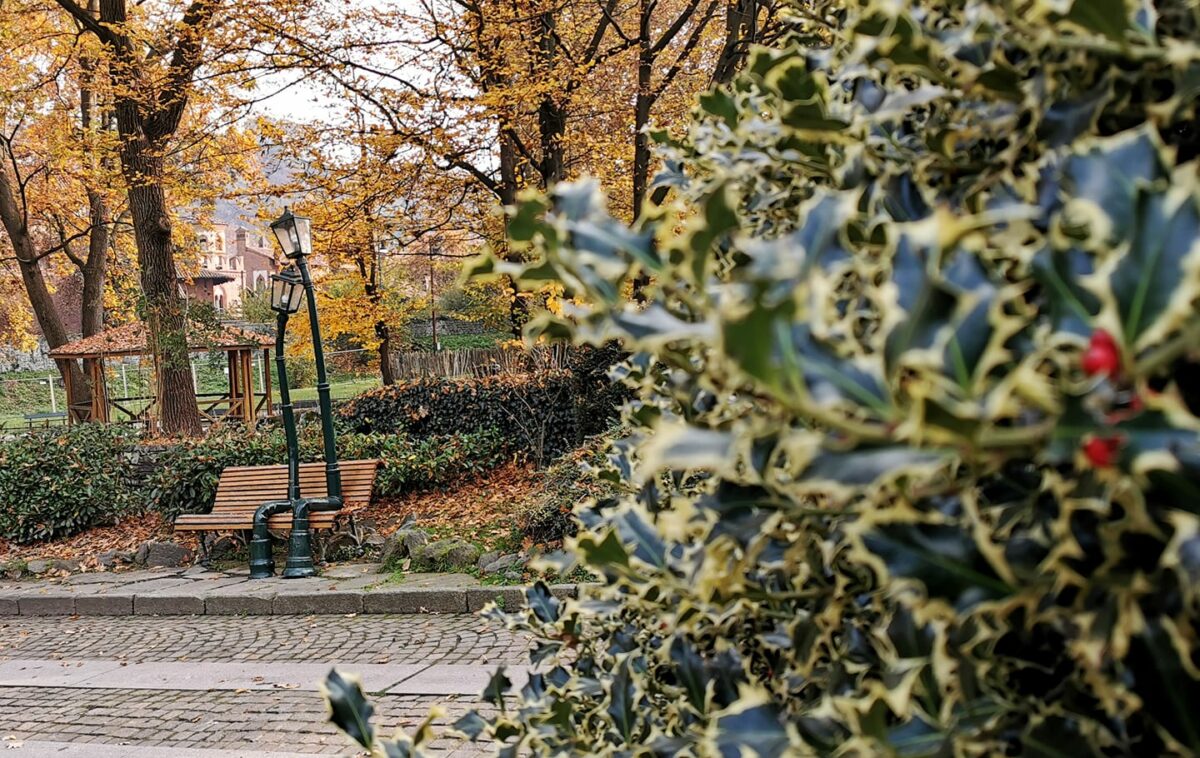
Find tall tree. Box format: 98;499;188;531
0;0;121;414
51;0;220;434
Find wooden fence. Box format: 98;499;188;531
391;345;572;380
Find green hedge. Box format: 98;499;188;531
338;371;580;462
0;425;137;544
144;423;507;520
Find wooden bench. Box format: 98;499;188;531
174;460;380;552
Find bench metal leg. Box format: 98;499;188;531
197;532;211;566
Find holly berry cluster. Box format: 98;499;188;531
1080;329;1129;469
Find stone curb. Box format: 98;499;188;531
0;584;580;617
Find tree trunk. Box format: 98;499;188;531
78;53;109;340
537;10;566;187
0;163;92;411
498;129;528;338
97;0;203;437
632;0;654;220
376;322;395;385
117;128;202;435
80;190;109;338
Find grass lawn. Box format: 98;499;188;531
288;376;381;402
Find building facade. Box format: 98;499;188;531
182;223;279;313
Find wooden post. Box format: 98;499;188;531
242;349;254;426
62;362;76;424
263;348;272;419
90;358;108;423
226;351;238;423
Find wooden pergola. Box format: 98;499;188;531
49;321;275;430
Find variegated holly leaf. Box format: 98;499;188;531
321;669;375;749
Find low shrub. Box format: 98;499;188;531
342;428;508;496
519;436;616;545
338;371;578;463
145;422;509;519
566;343;630;438
0;424;137;543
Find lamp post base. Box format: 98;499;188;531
283;506;317;578
248;535;275;579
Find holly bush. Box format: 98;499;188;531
327;0;1200;755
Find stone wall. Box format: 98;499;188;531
0;341;55;373
406;316;489;339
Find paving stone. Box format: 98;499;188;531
135;595;205;616
549;583;580;599
74;594;133;615
364;589;466;614
64;574;121;585
204;593;274;616
272;591;362;615
466;587;526;613
322;564;380;579
0;596;18;615
395;573;479;589
18;595;75;616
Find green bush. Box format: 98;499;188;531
519;436;617;545
341;428;508;496
145;422;509;519
0;425;137;543
567;343;631;438
326;0;1200;755
338;371;579;462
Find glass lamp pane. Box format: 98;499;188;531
287;282;304;313
292;215;312;257
271;275;286;311
272;221;297;258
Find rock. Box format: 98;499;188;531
96;550;119;569
413;539;480;571
401;529;429;557
363;534;386;548
377;533;404;570
207;535;240;561
134;541;193;568
26;559;50;575
50;559;81;573
482;553;523;574
504;570;523;583
1;561;25;580
477;551;500;571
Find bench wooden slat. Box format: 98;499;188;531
173;459;379;534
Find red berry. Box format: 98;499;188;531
1091;328;1117;348
1082;330;1121;376
1082;436;1122;468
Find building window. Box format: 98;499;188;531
214;293;224;311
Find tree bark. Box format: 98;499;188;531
376;322;395;385
537;10;566;187
0;163;93;413
89;0;206;436
632;0;654;221
119;139;202;435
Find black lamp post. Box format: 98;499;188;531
247;208;343;580
249;266;304;579
269;208;343;505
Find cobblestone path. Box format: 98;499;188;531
0;615;530;665
0;615;528;756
